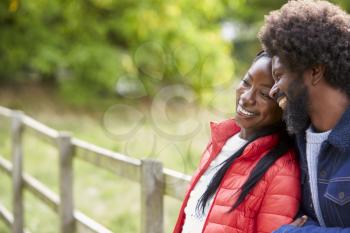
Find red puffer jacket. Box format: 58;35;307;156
173;119;301;233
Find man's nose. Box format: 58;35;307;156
269;84;279;100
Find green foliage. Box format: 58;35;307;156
222;0;350;26
2;0;350;105
0;0;234;104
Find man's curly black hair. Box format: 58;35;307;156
259;0;350;97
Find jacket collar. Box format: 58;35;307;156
210;119;240;146
327;106;350;150
209;119;279;160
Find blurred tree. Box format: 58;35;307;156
1;0;349;105
0;0;234;104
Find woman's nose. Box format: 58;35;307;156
240;89;255;105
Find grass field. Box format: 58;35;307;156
0;84;235;233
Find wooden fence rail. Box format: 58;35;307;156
0;106;191;233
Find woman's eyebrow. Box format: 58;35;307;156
247;72;272;88
246;72;253;80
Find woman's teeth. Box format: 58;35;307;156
278;96;287;110
237;105;255;116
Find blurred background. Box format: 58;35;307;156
1;0;350;232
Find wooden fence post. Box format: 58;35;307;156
140;159;164;233
57;132;75;233
11;111;24;233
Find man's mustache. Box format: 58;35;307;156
273;91;285;102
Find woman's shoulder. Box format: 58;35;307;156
277;148;298;164
267;148;300;179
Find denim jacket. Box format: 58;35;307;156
274;107;350;233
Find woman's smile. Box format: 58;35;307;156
236;105;258;117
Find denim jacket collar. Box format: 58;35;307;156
327;106;350;150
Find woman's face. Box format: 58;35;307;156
235;56;283;139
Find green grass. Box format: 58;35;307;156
0;84;235;233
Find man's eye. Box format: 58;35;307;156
260;92;270;98
273;74;281;82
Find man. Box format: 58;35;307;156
258;0;350;232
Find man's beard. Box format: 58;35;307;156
283;79;311;135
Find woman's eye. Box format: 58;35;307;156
242;79;250;87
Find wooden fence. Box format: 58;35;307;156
0;106;191;233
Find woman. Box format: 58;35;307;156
173;52;300;233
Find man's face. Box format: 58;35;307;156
269;56;310;134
